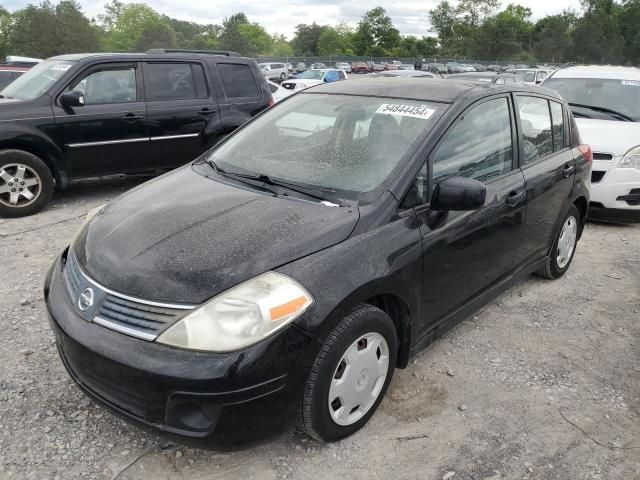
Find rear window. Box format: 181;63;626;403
217;63;259;98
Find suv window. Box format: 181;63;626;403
433;97;513;183
218;63;259;98
550;101;565;151
70;67;136;104
145;63;207;101
517;96;553;163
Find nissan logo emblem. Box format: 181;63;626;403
78;287;94;311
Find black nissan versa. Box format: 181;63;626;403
0;49;272;217
45;78;591;444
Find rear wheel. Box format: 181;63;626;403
298;305;397;442
0;150;54;218
536;204;580;279
280;72;287;80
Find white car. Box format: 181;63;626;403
513;68;553;85
543;65;640;223
267;80;292;102
336;62;351;73
258;62;289;81
281;69;348;93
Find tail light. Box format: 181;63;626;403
268;95;275;107
577;144;593;164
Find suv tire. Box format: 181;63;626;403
299;304;397;442
536;204;580;279
0;150;54;218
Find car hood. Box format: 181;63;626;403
284;79;323;88
74;165;359;305
575;118;640;157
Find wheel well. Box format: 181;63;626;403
573;196;588;238
0;142;59;185
364;294;411;369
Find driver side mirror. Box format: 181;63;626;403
60;91;85;108
431;176;486;211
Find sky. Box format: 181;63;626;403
3;0;583;38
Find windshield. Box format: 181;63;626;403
202;93;445;197
544;77;640;122
0;59;74;100
298;70;325;80
518;70;536;82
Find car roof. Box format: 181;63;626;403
48;52;254;63
306;78;559;103
551;65;640;80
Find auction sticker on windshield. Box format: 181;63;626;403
375;104;435;120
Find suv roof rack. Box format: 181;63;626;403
146;49;241;57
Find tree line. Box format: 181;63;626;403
0;0;638;64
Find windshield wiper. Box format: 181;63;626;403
205;158;280;197
569;103;633;122
207;160;344;206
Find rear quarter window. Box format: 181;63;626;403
217;63;259;99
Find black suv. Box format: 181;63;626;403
0;49;272;217
46;79;591;443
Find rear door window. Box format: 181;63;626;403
217;63;259;99
145;63;207;100
517;96;553;164
549;101;565;151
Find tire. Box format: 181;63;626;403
0;149;54;218
299;304;398;442
280;72;287;81
535;204;580;279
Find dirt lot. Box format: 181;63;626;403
0;177;639;480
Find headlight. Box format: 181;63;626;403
619;146;640;170
156;272;313;352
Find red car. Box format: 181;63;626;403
351;62;370;74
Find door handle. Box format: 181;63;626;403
198;108;216;116
563;164;575;178
121;113;144;122
505;189;526;207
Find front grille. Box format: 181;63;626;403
591;171;606;183
62;250;195;341
96;294;185;339
593;152;613;161
63;252;83;301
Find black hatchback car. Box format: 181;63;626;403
0;49;272;217
45;79;591;443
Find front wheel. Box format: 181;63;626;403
298;305;397;442
536;204;580;279
0;150;54;218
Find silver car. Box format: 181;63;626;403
259;62;289;81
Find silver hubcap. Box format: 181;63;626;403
556;215;577;269
328;332;389;426
0;163;41;208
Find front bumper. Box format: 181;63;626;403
590;161;640;214
45;253;315;443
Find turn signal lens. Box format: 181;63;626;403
156;272;313;352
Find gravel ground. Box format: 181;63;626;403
0;177;639;480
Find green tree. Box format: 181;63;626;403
238;22;273;56
219;13;250;54
101;2;165;51
317;27;342;55
0;7;13;59
532;12;576;63
572;0;624;63
353;7;401;55
7;2;58;58
271;34;293;56
619;0;640;64
55;1;99;53
291;22;325;55
475;4;533;60
134;22;176;50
